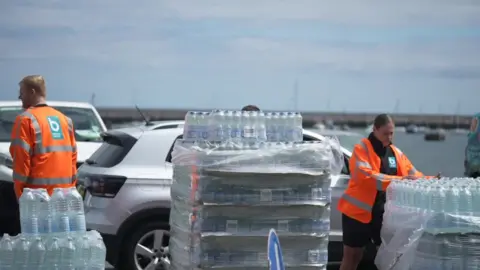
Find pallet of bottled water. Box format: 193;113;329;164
169;110;344;270
376;178;480;270
0;187;106;269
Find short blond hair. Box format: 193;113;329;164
20;75;46;97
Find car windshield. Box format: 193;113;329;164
0;106;104;142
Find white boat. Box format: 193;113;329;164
406;124;419;134
453;128;469;134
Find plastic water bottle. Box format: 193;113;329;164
198;112;210;140
256;111;267;142
89;234;107;270
223;110;233;141
423;183;434;215
19;188;39;235
271;112;281;142
29;237;46;268
446;184;461;230
242;111;254;141
279;115;288;141
231;111;242;142
191;111;200;140
265;112;273;141
59;237;76;269
293;112;303;141
0;234;14;269
75;235;91;270
51;188;70;233
458;184;473;231
431;184;446;230
209;110;222;141
386;180;397;203
183;111;192;140
13;237;30;269
36;189;52;234
285;112;295;141
44;237;61;270
250;110;259;141
184;111;196;140
402;181;413;209
66;187;86;232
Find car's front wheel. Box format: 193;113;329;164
118;221;170;270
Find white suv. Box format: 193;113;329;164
0;101;107;235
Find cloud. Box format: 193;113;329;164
4;0;480;28
161;0;480;26
221;37;480;77
0;0;479;77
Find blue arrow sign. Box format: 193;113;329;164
268;229;285;270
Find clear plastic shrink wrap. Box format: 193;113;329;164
375;178;480;270
169;134;344;269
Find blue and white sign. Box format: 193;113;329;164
47;116;64;140
268;229;285;270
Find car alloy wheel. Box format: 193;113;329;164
134;229;170;270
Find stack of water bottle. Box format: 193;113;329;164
183;110;303;142
169;110;343;270
378;178;480;270
0;187;106;269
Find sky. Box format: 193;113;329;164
0;0;479;115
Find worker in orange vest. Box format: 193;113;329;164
337;114;439;270
10;75;77;198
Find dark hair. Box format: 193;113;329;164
241;105;260;111
373;114;393;128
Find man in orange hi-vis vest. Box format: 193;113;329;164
10;75;77;198
337;114;440;270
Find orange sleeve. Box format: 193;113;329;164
350;144;402;192
68;118;78;184
401;153;434;179
10;114;34;198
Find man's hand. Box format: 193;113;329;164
435;172;441;179
405;175;419;180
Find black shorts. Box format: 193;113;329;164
342;213;383;248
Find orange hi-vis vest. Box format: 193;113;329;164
10;105;77;198
338;138;430;224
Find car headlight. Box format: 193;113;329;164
0;153;13;169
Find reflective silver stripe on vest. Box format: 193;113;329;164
13;172;73;185
373;173;389;191
19;111;42;151
408;168;417;175
10;138;32;155
35;145;76;154
66;117;74;138
356;161;371;169
341;193;372;211
66;117;77;153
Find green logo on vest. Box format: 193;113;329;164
388;157;397;168
47;116;64;140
